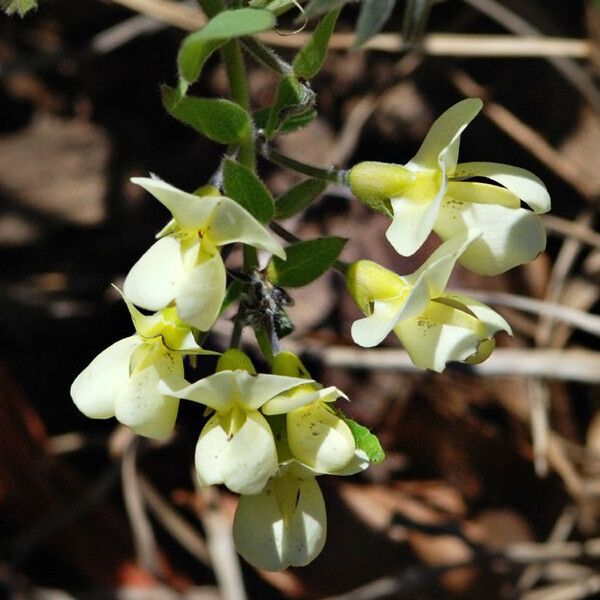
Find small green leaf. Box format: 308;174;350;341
264;75;315;138
178;8;275;85
293;8;340;79
341;416;385;464
254;106;317;134
1;0;36;16
354;0;396;48
162;86;251;144
304;0;355;19
402;0;434;47
267;237;346;287
275;178;327;219
222;159;275;223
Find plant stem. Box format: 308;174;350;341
242;37;292;76
260;141;347;184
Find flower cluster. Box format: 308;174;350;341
346;98;550;370
70;98;549;571
71;177;371;570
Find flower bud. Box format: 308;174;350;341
348;161;414;214
346;259;407;314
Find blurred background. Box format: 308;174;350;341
1;0;600;597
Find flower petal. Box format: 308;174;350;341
263;385;347;416
131;177;220;230
195;410;278;494
124;236;183;311
158;370;234;412
351;298;404;347
288;402;356;473
233;480;286;570
176;252;226;331
408;98;483;170
386;172;446;256
233;471;326;570
452;162;550;213
445;181;520;208
204;197;285;258
435;199;546;275
407;230;478;296
445;292;512;337
115;351;183;439
394;301;489;372
71;335;139;419
238;372;314;411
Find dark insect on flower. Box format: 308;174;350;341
234;270;295;338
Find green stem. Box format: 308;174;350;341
221;41;256;171
197;0;255;170
241;37;292;76
261;142;347;184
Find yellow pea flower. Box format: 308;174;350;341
346;232;511;372
348;98;550;275
70;295;213;439
124;177;285;331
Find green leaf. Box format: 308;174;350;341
1;0;36;16
402;0;434;47
341;416;385;464
267;237;346;287
222;159;275;223
275;178;327;219
254;106;317;134
162;85;251;144
304;0;355;19
178;8;275;85
293;8;340;79
354;0;396;48
264;75;315;138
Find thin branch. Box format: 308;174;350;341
284;346;600;384
121;438;162;578
454;289;600;338
543;214;600;250
460;0;600;113
193;485;247;600
138;475;212;566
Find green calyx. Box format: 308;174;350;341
348;161;414;215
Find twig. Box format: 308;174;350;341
286;345;600;384
543;214;600;250
530;379;550;477
522;575;600;600
138;475;212;566
108;0;592;58
193;485;247;600
518;506;578;592
535;211;594;347
121;438;162;578
460;0;600;113
453;289;600;339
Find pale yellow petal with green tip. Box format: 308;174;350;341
233;467;326;570
195;409;278;494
